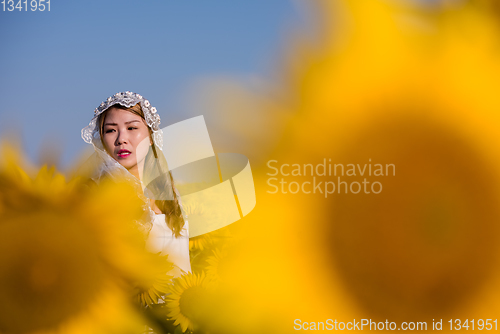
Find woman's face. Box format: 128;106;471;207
101;107;151;174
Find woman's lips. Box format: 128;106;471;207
117;149;131;158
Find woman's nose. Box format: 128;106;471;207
115;131;128;145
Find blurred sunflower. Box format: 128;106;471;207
0;144;163;333
186;0;500;331
189;234;213;252
135;253;174;307
205;248;233;284
0;211;108;333
164;272;214;333
189;227;234;252
276;0;500;322
471;0;500;16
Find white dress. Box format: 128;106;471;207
145;214;191;278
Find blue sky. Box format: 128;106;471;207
0;0;303;169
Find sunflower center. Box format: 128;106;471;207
0;215;107;333
29;258;59;291
327;116;500;320
179;286;209;323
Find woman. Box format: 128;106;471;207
81;91;191;278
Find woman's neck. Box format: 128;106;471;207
127;165;141;180
124;160;161;213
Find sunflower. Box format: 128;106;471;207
0;211;109;333
189;225;236;278
205;248;234;284
189;234;213;252
471;0;500;16
182;201;222;241
187;0;500;330
135;253;175;307
164;272;214;333
0;144;160;333
270;1;500;323
189;227;235;255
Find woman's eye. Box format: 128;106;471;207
128;127;138;130
105;129;115;133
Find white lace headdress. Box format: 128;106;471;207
80;91;166;235
81;91;163;150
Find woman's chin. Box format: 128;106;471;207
116;159;138;171
111;153;144;176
